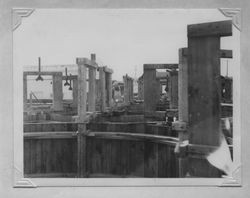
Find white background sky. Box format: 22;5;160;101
14;9;240;82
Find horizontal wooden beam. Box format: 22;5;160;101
62;75;77;80
220;49;233;58
179;48;233;58
24;131;77;139
188;20;232;38
24;131;178;146
24;64;77;70
23;71;62;76
24;173;77;178
144;64;178;70
76;58;97;68
89;132;178;146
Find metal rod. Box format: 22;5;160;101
64;67;70;86
69;74;73;90
36;57;44;81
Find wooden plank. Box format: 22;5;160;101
123;75;129;105
136;141;145;177
129;140;144;177
144;64;178;70
30;140;36;174
24;172;76;178
188;36;221;177
129;141;137;175
169;70;178;109
99;67;106;112
77;124;87;177
23;140;31;174
52;73;63;111
54;139;63;173
50;139;56;172
88;67;96;111
120;140;130;176
110;140;121;175
220;49;233;58
43;139;52;173
157;144;168;177
188;20;232;37
188;37;221;145
24;131;77;139
94;138;103;174
62;75;77;80
144;141;158;177
187;20;232;177
76;58;88;177
88;131;178;143
72;138;78;173
106;73;113;107
86;137;92;175
35;140;42;173
143;68;157;113
178;48;189;123
104;139;112;174
176;48;189;177
24;71;62;76
144;123;159;177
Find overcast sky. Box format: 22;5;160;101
13;9;240;81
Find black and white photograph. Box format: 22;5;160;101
1;0;250;197
12;8;241;181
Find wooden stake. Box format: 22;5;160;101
88;68;96;111
76;58;88;177
143;67;157;113
52;73;63;111
99;67;106;112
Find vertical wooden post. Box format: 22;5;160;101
72;78;78;108
76;58;88;177
143;67;157;113
95;79;101;111
169;70;178;109
123;75;129;105
23;74;28;110
129;78;134;103
128;77;131;103
131;78;134;102
88;54;96;112
178;48;189;125
99;67;106;112
106;72;112;107
187;20;232;177
177;48;189;177
88;68;96;112
52;73;63;111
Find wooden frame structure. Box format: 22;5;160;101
175;20;233;177
143;64;178;113
23;71;63;111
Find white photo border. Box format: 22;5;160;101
13;8;242;188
